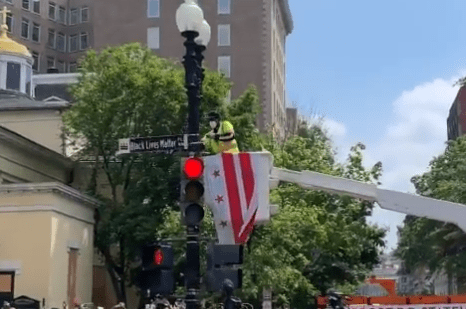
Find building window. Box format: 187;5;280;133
58;6;65;24
218;24;230;46
218;0;230;14
47;56;54;68
47;28;55;48
48;2;55;20
6;62;20;90
6;13;13;33
69;8;78;24
21;18;29;39
57;32;65;51
22;0;29;10
57;60;65;73
69;34;78;52
218;56;231;78
80;6;88;22
0;272;15;301
147;0;159;18
32;22;39;42
32;0;40;13
80;32;88;50
32;51;39;71
147;27;159;49
69;61;77;72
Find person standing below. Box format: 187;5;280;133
202;111;239;154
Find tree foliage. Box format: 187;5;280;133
63;43;233;302
395;135;466;287
236;127;385;308
64;43;386;307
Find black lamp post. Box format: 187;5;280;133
176;2;210;309
177;1;210;151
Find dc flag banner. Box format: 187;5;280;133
203;152;273;244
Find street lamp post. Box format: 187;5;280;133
176;0;211;151
176;2;210;309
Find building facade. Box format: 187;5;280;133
0;17;99;308
1;0;92;74
447;85;466;140
92;0;293;136
1;0;294;137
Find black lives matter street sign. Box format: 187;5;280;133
117;134;199;155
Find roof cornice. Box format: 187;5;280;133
32;73;80;85
279;0;294;35
0;125;74;169
0;182;101;208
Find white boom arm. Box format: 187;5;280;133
270;167;466;232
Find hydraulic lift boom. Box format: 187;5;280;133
270;167;466;232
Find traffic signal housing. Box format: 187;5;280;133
136;243;175;296
180;157;205;227
205;244;243;292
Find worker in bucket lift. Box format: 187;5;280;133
201;111;239;154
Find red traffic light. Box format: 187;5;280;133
154;249;164;265
183;157;204;180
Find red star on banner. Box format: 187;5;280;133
215;195;224;203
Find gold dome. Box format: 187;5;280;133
0;7;31;58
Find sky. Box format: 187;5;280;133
285;0;466;252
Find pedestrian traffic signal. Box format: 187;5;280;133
180;157;205;227
142;244;173;270
136;243;175;296
205;244;243;292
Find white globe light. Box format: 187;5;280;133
176;0;204;33
195;20;211;46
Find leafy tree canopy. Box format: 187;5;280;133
395;135;466;282
64;43;386;307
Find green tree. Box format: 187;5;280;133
63;43;233;303
395;136;466;290
237;128;385;309
152;122;385;309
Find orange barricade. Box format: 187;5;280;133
368;296;408;305
409;296;450;304
449;295;466;303
346;296;369;305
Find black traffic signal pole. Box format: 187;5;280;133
181;30;205;309
182;30;202;152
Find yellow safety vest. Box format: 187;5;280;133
204;121;239;154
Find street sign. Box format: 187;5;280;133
117;134;199;155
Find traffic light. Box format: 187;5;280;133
205;244;243;292
135;243;175;296
180;157;205;228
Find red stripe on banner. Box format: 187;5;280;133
239;153;255;209
222;153;243;243
238;211;257;244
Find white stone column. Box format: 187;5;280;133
20;62;26;93
0;61;7;90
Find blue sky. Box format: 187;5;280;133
285;0;466;251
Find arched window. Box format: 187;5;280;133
6;62;21;91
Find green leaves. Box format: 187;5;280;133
236;125;386;308
396;135;466;284
65;42;385;306
63;43;235;301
